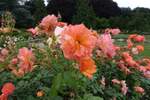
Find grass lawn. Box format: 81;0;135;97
113;33;150;40
141;44;150;57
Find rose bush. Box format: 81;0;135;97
0;14;150;100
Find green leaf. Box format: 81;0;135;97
50;73;62;97
82;94;103;100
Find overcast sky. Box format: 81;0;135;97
113;0;150;9
43;0;150;9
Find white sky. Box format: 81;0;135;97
43;0;150;9
113;0;150;9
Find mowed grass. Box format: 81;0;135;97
141;44;150;57
114;34;150;57
113;33;150;40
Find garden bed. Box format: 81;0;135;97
0;15;150;100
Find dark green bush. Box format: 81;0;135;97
72;0;97;29
12;8;35;28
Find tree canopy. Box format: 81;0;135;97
0;0;19;10
72;0;97;28
47;0;76;22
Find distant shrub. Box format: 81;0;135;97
72;0;97;29
1;11;15;28
12;8;35;28
94;17;110;29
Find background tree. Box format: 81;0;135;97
121;7;132;16
25;0;47;24
25;0;36;14
34;0;47;23
110;7;150;32
12;8;35;28
47;0;75;23
72;0;97;28
0;0;19;11
90;0;121;18
46;0;58;16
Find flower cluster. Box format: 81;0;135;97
27;15;122;79
110;34;148;95
127;34;145;49
112;79;144;95
60;24;97;79
116;34;149;74
59;24;120;78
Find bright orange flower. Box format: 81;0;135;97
97;33;116;58
79;57;96;79
37;91;44;97
125;58;137;67
60;24;97;60
134;86;144;94
136;45;144;52
145;66;150;70
122;52;132;60
17;47;35;73
122;52;138;67
39;15;58;35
